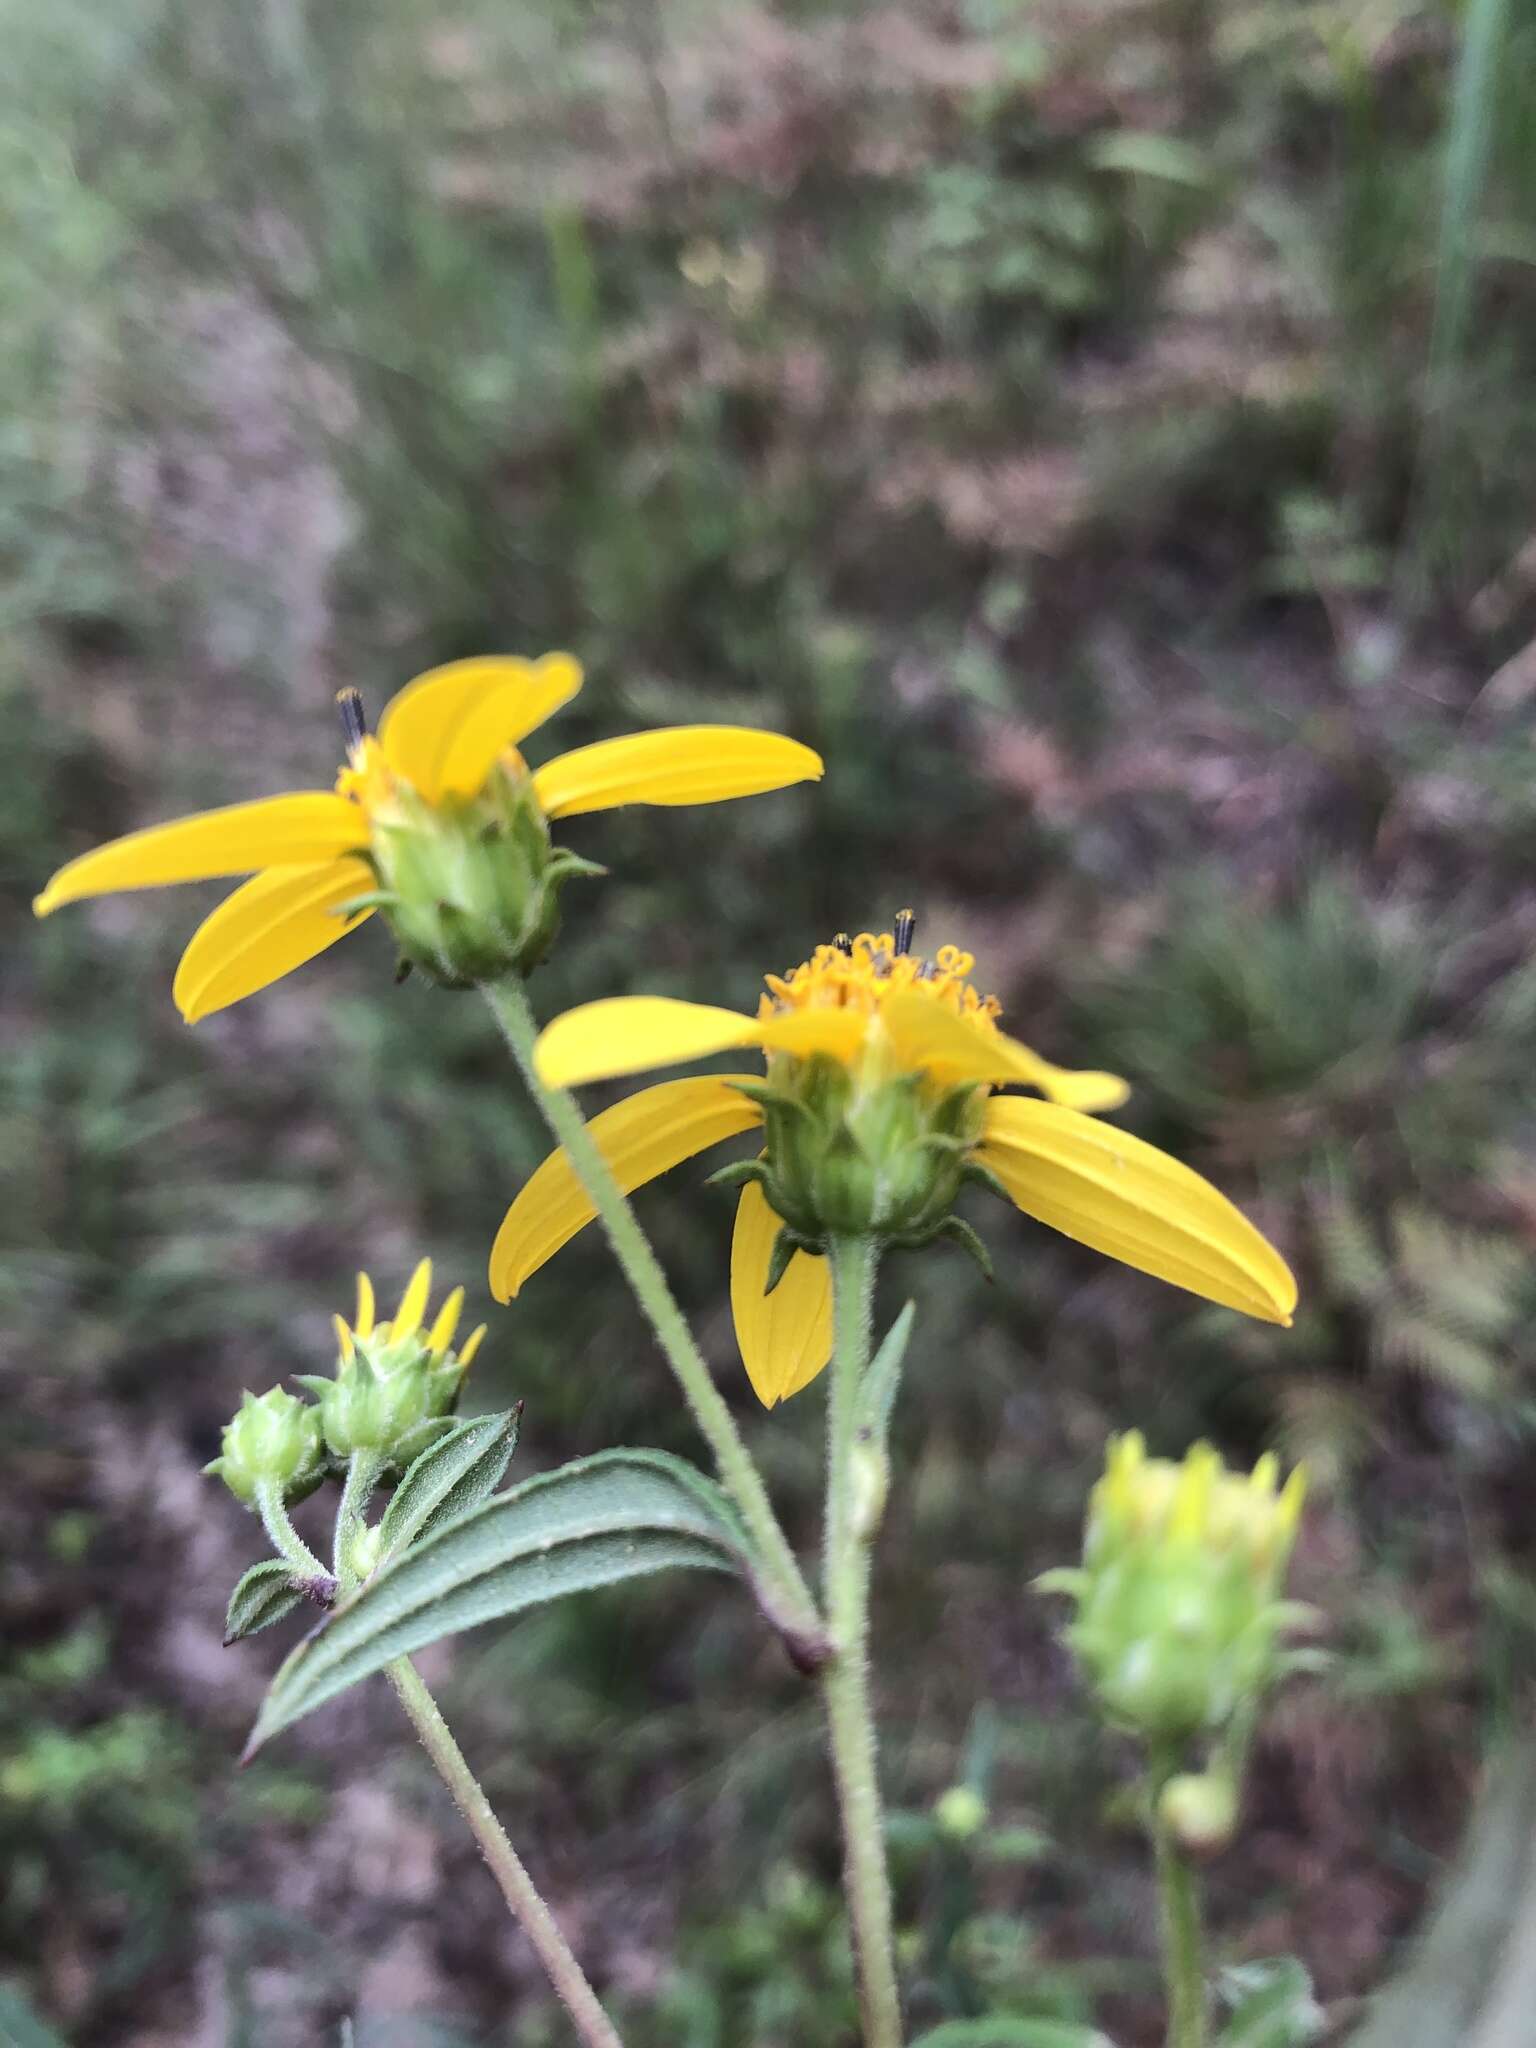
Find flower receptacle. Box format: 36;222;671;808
368;761;601;986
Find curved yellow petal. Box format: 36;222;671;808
880;989;1129;1109
379;656;581;801
172;859;375;1022
393;1258;433;1340
535;996;766;1089
332;1314;355;1363
458;1324;487;1369
977;1097;1297;1325
490;1075;763;1300
756;1006;870;1065
436;653;585;798
34;792;368;916
730;1178;833;1407
532;726;823;819
355;1272;376;1337
426;1285;465;1358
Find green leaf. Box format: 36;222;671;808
1086;132;1212;188
0;1983;70;2048
910;2020;1115;2048
223;1560;305;1646
376;1408;521;1563
859;1301;916;1447
245;1450;750;1755
1216;1958;1324;2047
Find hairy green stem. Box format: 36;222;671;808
1153;1778;1207;2048
821;1234;903;2048
386;1657;625;2048
254;1479;334;1594
332;1449;384;1594
480;975;821;1649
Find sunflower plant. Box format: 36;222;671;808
36;653;1323;2048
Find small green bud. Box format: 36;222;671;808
318;1261;482;1467
1158;1771;1239;1857
208;1388;326;1507
1043;1433;1309;1746
933;1784;988;1842
848;1438;890;1543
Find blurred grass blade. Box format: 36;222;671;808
246;1450;750;1754
910;2020;1116;2047
376;1408;521;1563
1427;0;1511;410
0;1985;70;2048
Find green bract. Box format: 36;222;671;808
368;760;601;987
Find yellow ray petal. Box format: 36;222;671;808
458;1324;487;1370
393;1258;433;1340
757;1007;871;1065
426;1285;465;1359
490;1075;763;1300
173;859;375;1022
532;726;823;819
378;657;576;801
355;1272;376;1337
879;989;1129;1109
977;1097;1297;1324
535;996;766;1089
436;653;584;798
332;1314;355;1363
33;792;368;916
730;1178;834;1407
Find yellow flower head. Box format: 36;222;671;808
33;655;822;1017
311;1258;487;1465
1045;1432;1310;1743
490;917;1297;1408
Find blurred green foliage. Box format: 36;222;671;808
7;0;1536;2039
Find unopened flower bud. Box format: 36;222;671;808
1043;1433;1308;1745
933;1784;988;1842
207;1388;326;1507
1158;1771;1238;1857
310;1261;487;1469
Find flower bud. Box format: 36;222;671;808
309;1262;486;1470
208;1388;326;1507
1158;1771;1238;1857
1044;1433;1307;1746
366;758;600;986
933;1784;988;1842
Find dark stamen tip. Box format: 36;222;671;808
893;908;916;956
833;932;853;956
336;687;368;750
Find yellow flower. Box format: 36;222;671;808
490;922;1297;1407
33;655;823;1017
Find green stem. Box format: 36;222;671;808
386;1657;625;2048
332;1449;385;1593
254;1479;335;1596
821;1234;903;2048
480;975;821;1651
1153;1771;1208;2048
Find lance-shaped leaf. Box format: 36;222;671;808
245;1449;750;1755
376;1408;521;1563
858;1300;917;1448
224;1559;306;1645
